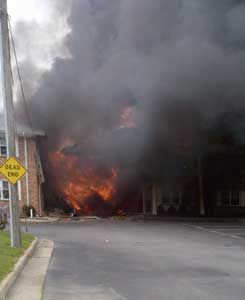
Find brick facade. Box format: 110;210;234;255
0;135;44;216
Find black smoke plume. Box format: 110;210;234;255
14;0;245;212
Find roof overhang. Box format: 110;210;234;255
0;128;46;137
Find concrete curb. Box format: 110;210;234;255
0;238;38;300
6;239;54;300
20;217;59;224
40;240;54;300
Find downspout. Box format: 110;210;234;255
24;133;30;207
38;181;42;216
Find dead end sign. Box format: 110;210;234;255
0;157;27;185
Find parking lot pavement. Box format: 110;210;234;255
26;220;245;300
185;222;245;240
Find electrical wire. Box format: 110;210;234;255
8;18;34;134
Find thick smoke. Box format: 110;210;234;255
15;0;245;209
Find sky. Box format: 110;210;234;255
9;0;48;24
0;0;69;111
8;0;69;69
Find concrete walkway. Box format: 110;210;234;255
6;239;54;300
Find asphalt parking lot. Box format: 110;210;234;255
28;220;245;300
185;221;245;240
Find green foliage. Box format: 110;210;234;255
0;231;35;281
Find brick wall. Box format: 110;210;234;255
0;136;43;216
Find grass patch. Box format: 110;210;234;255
0;231;35;282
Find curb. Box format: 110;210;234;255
20;218;59;224
0;238;38;300
41;240;54;299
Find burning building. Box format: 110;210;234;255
13;0;245;216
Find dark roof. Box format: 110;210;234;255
0;115;45;137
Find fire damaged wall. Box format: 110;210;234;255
14;0;245;215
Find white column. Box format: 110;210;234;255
142;186;146;215
152;184;157;216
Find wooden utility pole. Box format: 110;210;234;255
0;0;21;247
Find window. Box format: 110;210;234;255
220;191;240;207
231;191;240;206
0;181;9;200
172;192;180;204
0;181;21;201
0;135;7;156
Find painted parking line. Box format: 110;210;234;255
196;226;245;229
188;223;245;227
184;223;245;240
230;235;243;239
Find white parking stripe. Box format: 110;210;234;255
231;235;243;239
185;223;245;240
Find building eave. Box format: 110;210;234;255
0;129;46;137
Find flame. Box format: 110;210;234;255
49;150;118;214
60;137;74;149
119;106;136;129
117;209;125;216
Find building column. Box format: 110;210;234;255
152;184;158;216
142;186;146;215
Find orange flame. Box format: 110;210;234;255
119;106;136;129
49;150;118;213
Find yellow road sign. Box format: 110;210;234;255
0;157;27;184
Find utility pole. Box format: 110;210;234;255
0;0;21;247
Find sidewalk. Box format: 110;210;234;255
6;239;54;300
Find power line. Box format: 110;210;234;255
8;17;33;234
8;17;34;133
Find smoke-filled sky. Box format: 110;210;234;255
9;0;69;69
0;0;68;110
10;0;245;180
